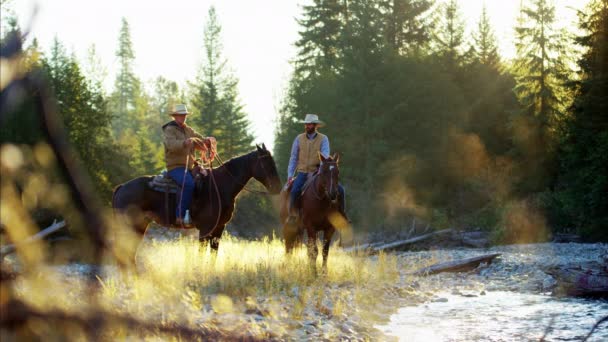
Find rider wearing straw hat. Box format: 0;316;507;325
162;104;215;226
286;114;348;224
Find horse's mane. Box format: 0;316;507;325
213;150;256;175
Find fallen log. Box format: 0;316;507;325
1;220;67;258
413;253;501;276
342;241;386;253
372;229;453;253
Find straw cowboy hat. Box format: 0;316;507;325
299;114;325;127
170;104;189;115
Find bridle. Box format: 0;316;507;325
308;161;339;203
213;151;277;195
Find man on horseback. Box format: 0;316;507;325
285;114;348;225
162;104;214;227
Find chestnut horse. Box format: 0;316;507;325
112;144;281;267
280;153;342;273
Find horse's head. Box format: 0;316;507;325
317;152;340;203
252;143;282;194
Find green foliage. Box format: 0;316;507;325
432;0;466;73
551;0;608;241
511;1;572;185
379;0;433;56
39;39;128;198
470;4;500;69
190;6;254;159
295;0;345;76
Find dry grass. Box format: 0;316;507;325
3;233;408;340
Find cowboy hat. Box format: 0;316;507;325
299;114;325;126
170;104;189;115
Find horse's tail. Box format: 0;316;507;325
111;184;123;216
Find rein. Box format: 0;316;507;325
306;162;338;202
213;152;274;195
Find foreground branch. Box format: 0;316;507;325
0;220;66;258
0;299;271;341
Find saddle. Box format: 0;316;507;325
149;170;180;193
147;167;209;226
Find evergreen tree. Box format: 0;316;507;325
109;17;143;137
512;0;572;191
149;76;181;144
380;0;433;56
471;4;500;69
41;39;123;196
433;0;466;72
191;6;224;138
294;0;345;76
554;0;608;240
190;7;254;159
83;44;108;96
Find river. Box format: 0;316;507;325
377;243;608;341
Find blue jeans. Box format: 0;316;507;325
168;167;194;219
290;172;346;214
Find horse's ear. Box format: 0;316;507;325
262;143;267;151
256;144;261;152
334;152;340;163
318;151;325;162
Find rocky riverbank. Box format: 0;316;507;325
11;234;607;340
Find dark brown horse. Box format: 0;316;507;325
112;144;281;267
280;153;342;273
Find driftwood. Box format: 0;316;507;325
344;229;453;254
413;253;501;276
372;229;453;253
552;233;582;243
342;241;386;253
546;262;608;297
452;231;490;248
0;220;66;258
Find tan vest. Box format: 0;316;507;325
296;132;326;173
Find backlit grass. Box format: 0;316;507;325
8;234;406;340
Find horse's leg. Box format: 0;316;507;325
284;223;298;254
198;225;224;256
306;228;318;275
322;227;335;271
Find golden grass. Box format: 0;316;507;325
5;234;408;340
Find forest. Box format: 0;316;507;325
2;0;607;242
1;1;607;340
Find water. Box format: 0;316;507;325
378;291;608;341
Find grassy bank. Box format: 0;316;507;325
9;235;425;340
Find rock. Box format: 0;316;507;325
432;297;448;303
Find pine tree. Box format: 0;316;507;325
433;0;466;72
555;0;608;240
380;0;433;56
109;17;143;137
41;38;120;196
83;44;108;96
294;0;345;76
512;0;572;190
471;4;500;69
190;6;254;159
